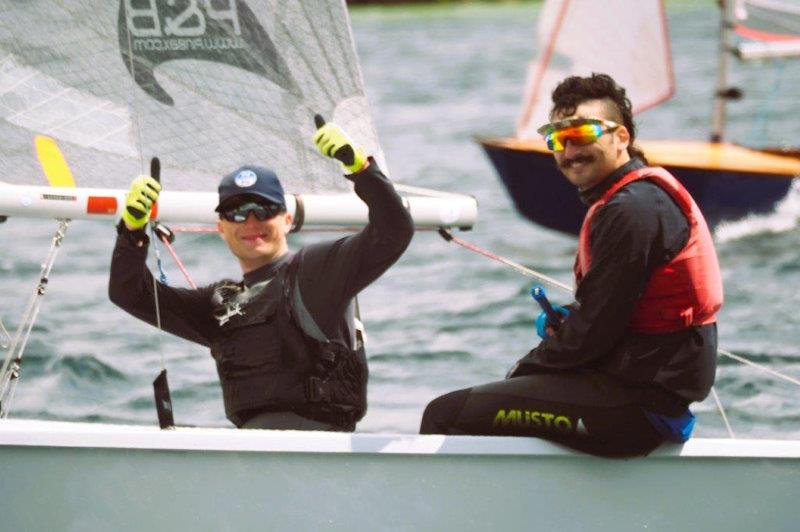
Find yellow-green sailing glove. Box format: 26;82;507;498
121;175;161;230
313;115;367;174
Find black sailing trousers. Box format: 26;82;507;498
419;370;666;458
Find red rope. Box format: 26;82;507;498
438;228;573;293
157;235;197;289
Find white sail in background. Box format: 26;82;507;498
516;0;674;139
734;0;800;59
0;0;383;194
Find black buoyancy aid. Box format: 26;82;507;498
575;166;723;333
209;254;367;427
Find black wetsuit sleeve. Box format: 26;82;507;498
295;159;414;336
516;181;690;370
108;222;218;347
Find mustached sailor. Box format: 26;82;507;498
420;74;722;458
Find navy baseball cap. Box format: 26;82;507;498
215;166;286;212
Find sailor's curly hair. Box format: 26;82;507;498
549;73;646;162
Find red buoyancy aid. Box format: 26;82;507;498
574;166;723;333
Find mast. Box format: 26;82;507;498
711;0;744;142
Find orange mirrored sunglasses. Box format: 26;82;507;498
537;118;620;152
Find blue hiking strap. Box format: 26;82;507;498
644;409;696;443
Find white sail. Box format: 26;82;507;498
516;0;674;138
0;1;377;191
734;0;800;59
0;0;477;228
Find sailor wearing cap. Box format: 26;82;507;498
110;120;413;431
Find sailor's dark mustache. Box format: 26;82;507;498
559;155;594;170
117;0;301;106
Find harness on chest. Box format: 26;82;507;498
209;255;367;427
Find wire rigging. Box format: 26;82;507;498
0;221;70;417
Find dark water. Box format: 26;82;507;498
2;2;799;438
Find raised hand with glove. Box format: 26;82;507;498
121;175;161;230
313;115;368;174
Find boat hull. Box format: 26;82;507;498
1;419;799;531
479;138;799;235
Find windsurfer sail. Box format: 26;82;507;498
516;0;800;140
733;0;800;59
516;0;674;139
478;0;800;236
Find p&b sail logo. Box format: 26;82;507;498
118;0;299;105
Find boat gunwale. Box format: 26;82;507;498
476;136;800;177
1;418;799;459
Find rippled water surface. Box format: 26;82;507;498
2;2;799;438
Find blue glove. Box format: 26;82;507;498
530;284;569;339
535;306;569;339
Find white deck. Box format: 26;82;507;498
1;419;799;531
2;418;799;457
